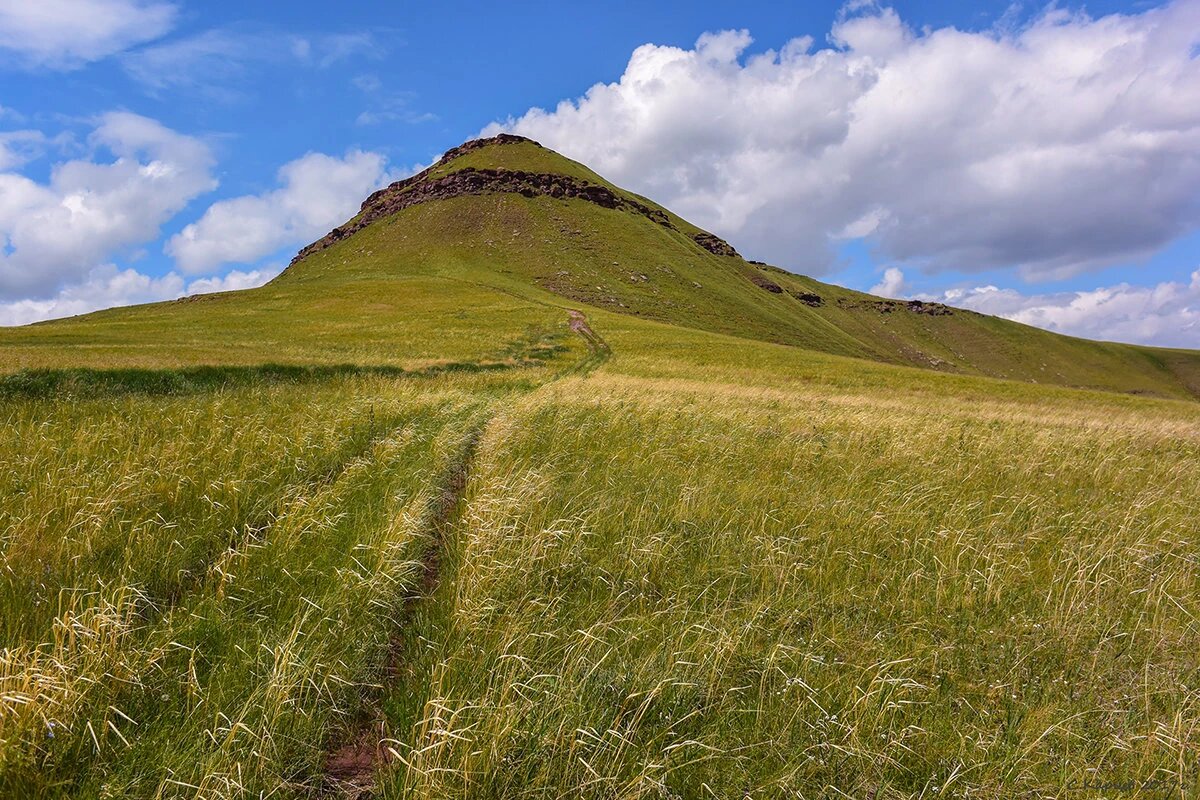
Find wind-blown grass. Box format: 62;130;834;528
377;321;1200;799
0;365;550;798
2;305;1197;799
0;327;567;400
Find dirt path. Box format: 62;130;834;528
567;308;599;343
320;424;483;798
317;310;608;797
564;309;611;375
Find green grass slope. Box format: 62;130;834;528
282;133;1200;398
6;133;1194;400
0;274;565;372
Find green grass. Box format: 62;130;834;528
0;326;566;401
0;364;565;797
0;276;564;371
1;136;1198;798
3;305;1199;799
375;319;1200;798
409;136;1200;399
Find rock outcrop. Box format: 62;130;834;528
749;274;784;293
789;290;824;307
692;232;740;257
837;298;954;316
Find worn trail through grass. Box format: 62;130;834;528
320;310;608;798
320;425;485;798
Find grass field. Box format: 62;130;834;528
1;135;1198;798
0;360;566;798
3;310;1197;798
374;318;1200;798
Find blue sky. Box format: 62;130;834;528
0;0;1198;346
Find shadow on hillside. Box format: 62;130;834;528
0;327;577;401
0;359;528;401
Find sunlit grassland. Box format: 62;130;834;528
5;173;1195;400
1;293;1197;798
0;359;567;798
292;193;1200;400
380;317;1200;799
365;138;1200;399
593;312;1200;422
0;275;562;372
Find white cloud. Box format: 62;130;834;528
883;267;1200;348
121;28;265;92
952;273;1200;348
870;266;906;297
0;130;46;170
307;32;382;68
351;73;437;127
185;266;277;295
0;265;182;325
356;109;437;127
121;28;382;94
0;112;216;298
0;0;176;69
353;73;382;93
0;263;279;326
488;2;1200;280
167;150;393;274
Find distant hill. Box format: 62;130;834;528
2;133;1197;399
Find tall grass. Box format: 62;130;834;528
2;308;1197;798
379;349;1200;798
0;369;540;797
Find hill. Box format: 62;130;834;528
2;134;1198;398
0;136;1198;799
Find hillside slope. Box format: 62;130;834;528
2;134;1197;399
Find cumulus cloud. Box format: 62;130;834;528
0;0;177;69
0;112;216;299
0;263;278;326
870;266;907;297
166;150;393;274
879;267;1200;348
489;2;1200;279
184;266;277;295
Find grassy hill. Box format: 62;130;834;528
0;136;1198;799
3;134;1198;398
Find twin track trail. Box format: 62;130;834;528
319;309;607;798
321;425;483;797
